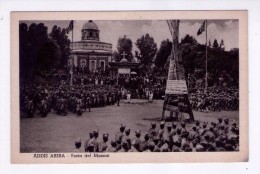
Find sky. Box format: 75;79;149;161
21;19;239;51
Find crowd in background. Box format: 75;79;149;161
21;67;239;118
20;83;122;117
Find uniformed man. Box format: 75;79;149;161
40;97;49;117
106;140;117;152
152;137;161;152
180;122;188;138
216;118;224;129
123;129;131;150
118;141;129;152
116;89;121;106
148;122;157;141
140;133;150;152
187;126;198;141
84;132;94;152
99;133;109;152
72;138;82;152
128;140;139;152
171;123;177;136
87;130;99;152
132;130;142;152
195;120;201;130
115;124;126;144
157;121;165;145
86;94;91;112
224;118;230;134
172;128;182;148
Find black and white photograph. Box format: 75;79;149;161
10;11;248;163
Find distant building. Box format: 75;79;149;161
109;52;141;78
69;20;112;72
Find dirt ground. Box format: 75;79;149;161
20;99;239;152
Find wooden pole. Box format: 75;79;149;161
205;20;208;92
167;20;179;80
70;20;74;86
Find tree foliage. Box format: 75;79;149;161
181;34;197;45
19;23;71;80
19;23;49;79
213;39;219;48
49;25;71;67
116;35;133;62
135;33;158;68
154;39;172;68
179;34;239;86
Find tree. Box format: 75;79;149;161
116;35;133;62
135;33;157;68
154;39;172;68
37;39;61;70
181;34;197;45
19;23;49;79
213;39;219;48
112;51;120;62
208;39;212;48
219;39;225;50
50;25;71;68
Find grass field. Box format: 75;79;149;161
20;99;239;152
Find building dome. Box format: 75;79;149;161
120;58;128;63
82;20;99;30
81;20;100;41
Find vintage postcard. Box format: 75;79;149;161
11;11;248;163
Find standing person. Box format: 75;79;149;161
116;89;121;106
115;124;126;143
126;90;131;103
148;123;157;141
84;132;93;152
157;121;165;146
123;129;131;150
76;97;82;116
88;130;99;152
148;90;154;103
86;94;91;112
26;100;35;118
40;97;49;117
132;130;142;152
121;88;125;99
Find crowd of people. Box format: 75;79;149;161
73;118;239;152
20;66;239;119
189;86;239;112
20;83;123;117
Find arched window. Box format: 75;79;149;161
90;60;96;71
100;61;105;70
89;31;93;37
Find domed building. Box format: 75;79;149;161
69;20;112;72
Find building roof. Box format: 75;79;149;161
72;49;112;54
72;40;112;46
120;58;128;63
82;20;99;30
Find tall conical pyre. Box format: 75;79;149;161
162;20;194;122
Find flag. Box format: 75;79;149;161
197;20;206;35
66;20;73;33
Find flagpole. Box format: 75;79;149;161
205;20;208;93
70;20;74;86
